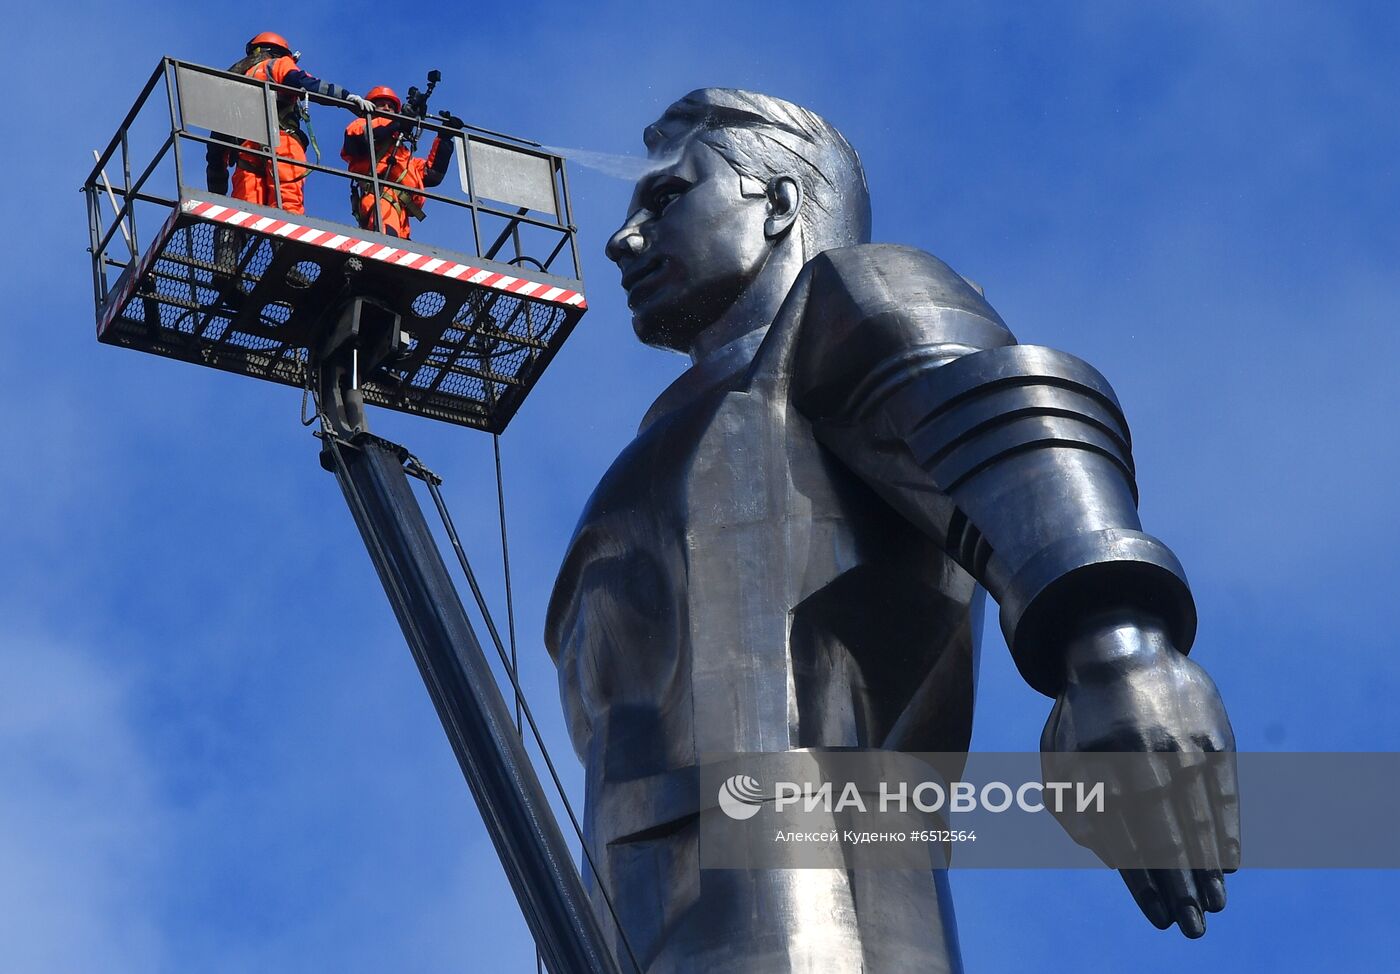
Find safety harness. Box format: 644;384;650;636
351;129;427;232
231;54;320;185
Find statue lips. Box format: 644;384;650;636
620;257;669;309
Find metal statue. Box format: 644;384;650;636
546;88;1238;973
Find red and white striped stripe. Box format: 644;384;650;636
97;207;182;337
182;200;587;309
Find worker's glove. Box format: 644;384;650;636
346;93;374;113
442;113;465;129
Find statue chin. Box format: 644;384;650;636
631;307;707;354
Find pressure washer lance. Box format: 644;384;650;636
403;69;441;148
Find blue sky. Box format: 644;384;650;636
4;1;1399;970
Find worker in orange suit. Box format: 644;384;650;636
340;86;460;239
205;32;372;214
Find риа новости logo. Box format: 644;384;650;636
718;774;765;820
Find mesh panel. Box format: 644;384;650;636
289;260;321;287
259;300;294;327
411;290;447;318
101;211;583;431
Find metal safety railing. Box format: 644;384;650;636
85;57;583;315
84;56;588;434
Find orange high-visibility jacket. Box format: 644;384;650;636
341;116;453;238
210;54;355;213
226;56;311;212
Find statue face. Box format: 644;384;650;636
606;135;771;352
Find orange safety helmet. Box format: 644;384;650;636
246;31;292;56
366;85;401;111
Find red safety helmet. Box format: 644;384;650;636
246;31;292;56
366;85;401;111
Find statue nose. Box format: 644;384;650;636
606;221;647;263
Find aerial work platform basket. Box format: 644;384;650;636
84;58;588;432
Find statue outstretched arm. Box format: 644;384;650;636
792;243;1237;937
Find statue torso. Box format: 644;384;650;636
546;296;979;819
544;245;996;972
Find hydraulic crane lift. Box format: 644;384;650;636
87;58;586;433
84;58;627;974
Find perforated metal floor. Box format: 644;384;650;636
97;193;587;432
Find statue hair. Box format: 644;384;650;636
645;88;872;254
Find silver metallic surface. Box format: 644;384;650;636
547;89;1236;971
467;138;560;216
174;63;273;146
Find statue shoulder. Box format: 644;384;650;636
792;244;1016;417
804;243;1005;323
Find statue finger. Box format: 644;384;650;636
1205;750;1241;873
1045;753;1125;856
1119;868;1171;929
1195;868;1227;914
1170;758;1220;874
1114;752;1181;866
1151;867;1205;938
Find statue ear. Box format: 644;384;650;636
764;176;802;241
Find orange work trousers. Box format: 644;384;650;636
354;192;412;238
233;130;308;214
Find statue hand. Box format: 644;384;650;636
1039;612;1239;938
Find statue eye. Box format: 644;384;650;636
651;184;685;214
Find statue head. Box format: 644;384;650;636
606;88;870;352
